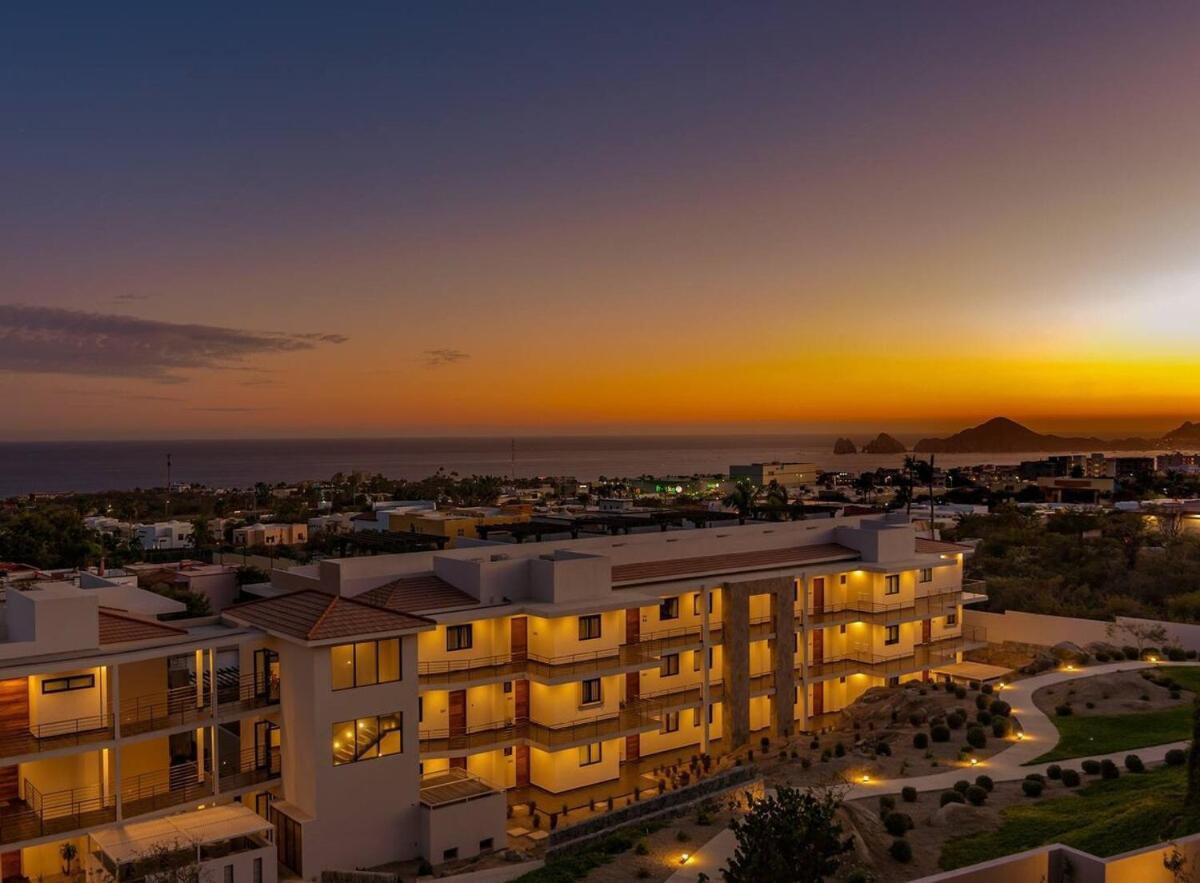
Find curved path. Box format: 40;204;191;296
667;661;1193;882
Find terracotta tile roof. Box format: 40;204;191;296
611;542;860;584
357;573;479;614
224;590;432;642
98;608;187;644
915;538;972;554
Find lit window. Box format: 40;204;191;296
661;711;680;733
946;611;958;627
41;674;95;694
885;575;901;595
919;568;933;583
840;574;847;585
659;597;679;621
447;625;473;652
580;678;602;706
333;712;403;765
578;615;602;641
885;625;900;646
330;639;401;690
693;592;713;616
661;653;680;677
579;742;603;766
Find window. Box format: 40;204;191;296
579;742;603;766
41;674;95;694
503;680;512;693
446;624;473;652
885;625;900;646
580;678;602;706
578;614;602;641
887;676;900;687
840;574;847;585
332;712;403;765
503;746;513;756
946;611;958;626
693;707;702;727
330;639;401;690
224;865;234;883
693;592;713;616
661;653;679;677
839;624;847;635
443;848;458;862
661;711;680;733
885;575;901;595
659;597;679;621
480;838;494;852
418;697;423;723
919;568;933;583
707;704;714;724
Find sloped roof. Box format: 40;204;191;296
224;590;432;642
611;542;860;584
358;573;478;614
98;608;187;645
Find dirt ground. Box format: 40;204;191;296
586;798;743;882
1033;668;1190;717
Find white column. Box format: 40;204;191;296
799;576;810;732
112;665;123;820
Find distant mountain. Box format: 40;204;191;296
909;416;1190;453
833;437;858;454
862;433;907;454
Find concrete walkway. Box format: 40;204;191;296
667;661;1193;882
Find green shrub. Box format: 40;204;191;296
1061;769;1081;787
989;700;1011;717
953;779;971;793
940;790;965;807
975;694;988;710
878;795;896;817
991;718;1010;738
1081;759;1101;774
954;686;967;699
1055;704;1073;717
966;727;987;749
913;732;929;749
834;742;846;757
901;786;918;802
931;724;951;743
1022;779;1044;797
982;683;994;694
976;710;992;726
965;785;988;806
883;811;912;837
1167;646;1187;661
890;838;913;863
1166;749;1188;766
1025;773;1045;784
975;774;994;791
1125;754;1145;773
947;712;966;730
1046;764;1062;780
1100;759;1120;780
1122;646;1139;659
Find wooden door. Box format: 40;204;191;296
449;689;467;737
812;577;825;612
511;617;528;661
625;607;640;644
515;745;530;786
811;629;824;663
625;671;640;703
514;680;530;723
921;619;932;644
625;734;640;762
812;681;824;716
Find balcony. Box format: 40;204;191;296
803;587;964;627
121;672;279;738
0;714;115;761
218;745;282;792
805;634;969;682
418;644;664;689
0;781;115;846
122;764;213;819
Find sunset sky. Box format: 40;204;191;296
2;2;1199;440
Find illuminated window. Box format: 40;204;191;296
447;625;473;652
579;743;602;766
919;568;933;583
332;712;402;765
885;625;900;646
580;678;602;706
41;674;95;694
946;611;958;626
885;575;901;595
578;615;602;641
330;639;401;690
659;597;679;621
661;711;680;733
693;592;713;616
661;653;679;677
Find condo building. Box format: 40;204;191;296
0;514;978;879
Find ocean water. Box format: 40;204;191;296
0;435;1082;497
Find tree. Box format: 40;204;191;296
853;472;875;504
914;456;936;538
723;481;758;525
763;481;789;521
1106;621;1168;656
723;785;854;883
902;455;919;516
189;516;212;552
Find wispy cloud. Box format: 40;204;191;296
0;304;348;383
423;348;470;368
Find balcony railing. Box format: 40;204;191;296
803;588;964;626
0;781;116;846
417;643;660;687
122;764;213;819
121;672;279;737
218;745;282;791
0;714;115;760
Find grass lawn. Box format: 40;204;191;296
1032;666;1200;763
940;765;1200;870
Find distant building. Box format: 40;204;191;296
385;506;530;546
1036;476;1114;504
232;523;309;547
134;520;194;550
1112;456;1156;480
125;559;240;611
729;461;818;491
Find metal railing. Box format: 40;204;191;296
218;745;282;791
417;643;660;686
120;671;279;737
0;713;115;759
0;781;116;846
122;764;213;819
803;588;964;625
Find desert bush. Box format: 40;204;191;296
1082;759;1101;775
1100;759;1120;779
940;790;965;807
1055;704;1073;716
965;785;988;806
1124;754;1145;773
901;786;917;802
1022;780;1044;797
1061;769;1081;787
1166;749;1188;766
890;839;913;863
913;732;929;749
1046;764;1062;780
974;775;994;791
930;725;950;743
966;727;987;749
883;811;912;837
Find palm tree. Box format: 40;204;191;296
190;516;212;554
763;481;788;520
914;456;936;537
723;481;758;524
853;472;875;504
902;455;919;516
